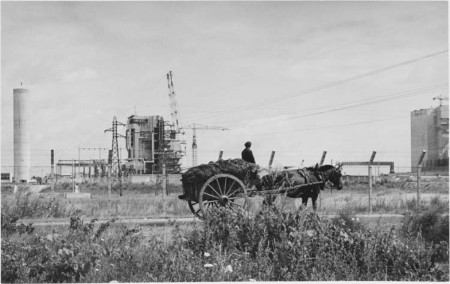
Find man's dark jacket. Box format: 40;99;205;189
241;148;255;164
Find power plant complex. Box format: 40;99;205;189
123;114;185;174
5;75;449;184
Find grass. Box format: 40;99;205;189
1;192;192;220
1;178;448;220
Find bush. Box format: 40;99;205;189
331;212;365;232
1;215;117;283
2;207;448;282
401;208;449;245
183;207;447;281
1;184;15;194
1;212;35;238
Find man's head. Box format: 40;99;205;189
245;141;252;148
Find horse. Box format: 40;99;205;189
260;164;343;210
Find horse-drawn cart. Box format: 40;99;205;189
178;159;342;218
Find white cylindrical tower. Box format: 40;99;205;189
13;88;31;183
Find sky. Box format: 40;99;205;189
1;1;448;176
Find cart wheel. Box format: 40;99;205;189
198;174;248;218
187;200;202;218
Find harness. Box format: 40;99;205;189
295;168;325;192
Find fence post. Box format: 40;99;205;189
319;150;327;166
72;159;75;193
218;150;223;160
417;150;427;210
368;151;377;214
269;151;275;171
319;150;327;209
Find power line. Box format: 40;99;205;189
284;84;447;120
181;7;444;108
235;114;409;138
183;49;448;122
271;83;447;114
213;82;447;128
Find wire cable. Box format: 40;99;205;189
183;49;448;122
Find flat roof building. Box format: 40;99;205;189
411;104;449;172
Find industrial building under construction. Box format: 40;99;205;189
123;114;185;174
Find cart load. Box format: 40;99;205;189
181;158;261;195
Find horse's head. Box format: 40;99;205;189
318;164;343;190
329;164;343;190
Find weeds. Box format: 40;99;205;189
2;206;448;282
2;191;67;219
1;179;449;282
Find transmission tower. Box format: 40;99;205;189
104;116;125;177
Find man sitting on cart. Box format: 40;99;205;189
241;141;256;164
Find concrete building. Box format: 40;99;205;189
411;104;449;172
13;88;31;183
124;115;185;174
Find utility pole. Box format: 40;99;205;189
162;148;168;215
51;149;55;191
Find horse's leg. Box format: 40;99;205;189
311;190;319;211
301;197;308;210
312;196;317;211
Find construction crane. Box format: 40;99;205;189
166;71;229;166
433;95;449;107
167;71;182;133
184;123;229;166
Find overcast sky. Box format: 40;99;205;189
1;1;448;176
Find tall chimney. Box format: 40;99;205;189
13;87;31;183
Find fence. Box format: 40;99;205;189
130;174;182;186
2;149;448;213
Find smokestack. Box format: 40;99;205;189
51;149;54;179
13;87;31;183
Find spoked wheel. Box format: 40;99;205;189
187;200;202;218
198;174;248;218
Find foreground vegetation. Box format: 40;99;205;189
2;201;449;282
